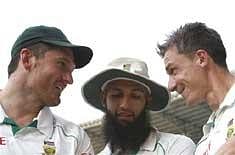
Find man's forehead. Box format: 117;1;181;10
62;48;74;59
47;47;73;57
105;80;149;94
47;49;76;68
107;80;144;88
163;46;179;65
163;51;173;68
164;54;170;64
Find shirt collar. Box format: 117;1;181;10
139;127;159;151
209;83;235;121
0;105;54;137
203;83;235;135
104;127;159;153
37;106;54;137
218;83;235;109
0;104;7;123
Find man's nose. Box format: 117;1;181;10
63;73;73;84
119;96;130;110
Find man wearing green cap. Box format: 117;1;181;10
0;26;94;154
82;57;196;155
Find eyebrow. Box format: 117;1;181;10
108;87;120;91
59;57;75;64
57;57;70;62
57;57;76;70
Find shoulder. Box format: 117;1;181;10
158;131;194;143
53;114;90;140
158;131;195;146
40;108;94;154
53;114;94;153
53;114;86;135
157;130;196;154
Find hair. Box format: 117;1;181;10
8;42;62;77
157;22;228;70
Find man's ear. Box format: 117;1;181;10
20;48;34;71
194;49;209;67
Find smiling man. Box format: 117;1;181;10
0;26;94;154
82;57;195;155
157;22;235;155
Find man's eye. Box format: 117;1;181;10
132;94;142;99
57;61;66;67
108;92;122;98
172;69;177;75
111;94;121;98
169;68;177;75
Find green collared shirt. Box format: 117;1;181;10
2;117;38;135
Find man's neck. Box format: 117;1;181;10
0;88;43;127
206;68;235;111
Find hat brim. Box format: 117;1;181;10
82;69;170;112
42;40;93;69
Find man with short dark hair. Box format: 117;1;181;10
0;25;94;154
82;57;195;155
157;22;235;155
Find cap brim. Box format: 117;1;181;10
42;40;93;69
82;69;170;112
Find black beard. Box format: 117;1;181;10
103;109;151;152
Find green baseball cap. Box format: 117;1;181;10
11;25;93;69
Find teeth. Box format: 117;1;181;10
56;86;63;91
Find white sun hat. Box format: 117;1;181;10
82;57;170;111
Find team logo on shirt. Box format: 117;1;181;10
42;141;56;155
227;118;235;140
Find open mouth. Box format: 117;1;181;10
55;86;65;94
56;86;63;91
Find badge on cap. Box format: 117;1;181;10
42;141;56;155
123;64;131;71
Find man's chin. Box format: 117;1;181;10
47;99;61;107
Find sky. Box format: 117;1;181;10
0;0;235;124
